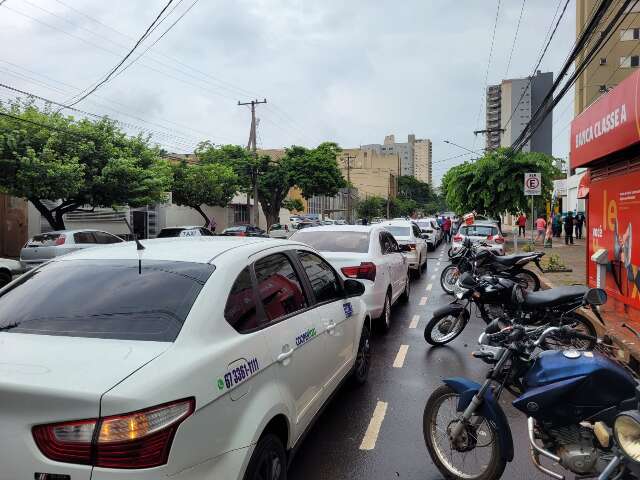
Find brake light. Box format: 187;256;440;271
238;232;247;237
408;243;416;251
341;262;376;281
33;398;194;469
55;234;66;246
453;234;462;242
494;236;505;244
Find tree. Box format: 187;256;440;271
171;161;239;227
0;101;172;230
255;153;293;228
356;196;385;220
282;198;304;213
194;142;255;193
397;176;436;205
441;148;561;217
288;142;346;199
390;197;418;218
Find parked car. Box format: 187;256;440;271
268;223;292;239
20;229;124;270
157;226;215;238
0;236;371;480
0;258;25;288
452;221;505;255
221;225;267;237
415;218;443;251
380;220;428;276
335;219;347;225
290;225;410;332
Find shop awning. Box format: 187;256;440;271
577;171;590;199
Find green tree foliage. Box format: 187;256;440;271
0;101;172;230
397;175;435;204
356;196;386;220
441;148;561;217
255;153;293;228
390;197;418;218
287;142;346;199
282;198;304;213
171;161;239;227
194;142;255;194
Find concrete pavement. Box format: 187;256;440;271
289;242;546;479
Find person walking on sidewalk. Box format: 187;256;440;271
443;216;452;243
517;213;527;237
535;215;547;244
552;214;562;237
564;212;575;245
575;212;585;239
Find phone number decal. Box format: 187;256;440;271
217;358;260;391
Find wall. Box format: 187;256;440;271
0;194;28;257
530;71;553;155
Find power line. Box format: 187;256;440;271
504;0;526;78
67;0;176;106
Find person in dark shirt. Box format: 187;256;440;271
564;212;574;245
574;212;585;239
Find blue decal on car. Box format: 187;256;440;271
343;302;353;318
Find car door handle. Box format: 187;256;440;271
326;321;336;334
277;347;294;363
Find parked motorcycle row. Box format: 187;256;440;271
422;240;640;480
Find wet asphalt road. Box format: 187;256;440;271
289;242;547;480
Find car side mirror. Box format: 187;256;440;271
344;279;365;297
584;288;607;306
421;233;429;239
399;244;412;253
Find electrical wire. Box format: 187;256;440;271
504;0;526;78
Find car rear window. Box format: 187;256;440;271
384;226;411;237
157;228;184;238
0;259;215;341
290;231;370;253
27;233;63;247
459;225;498;237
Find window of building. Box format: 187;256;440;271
232;204;249;224
600;57;607;65
620;28;640;41
620;55;640;67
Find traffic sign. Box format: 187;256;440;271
524;172;541;196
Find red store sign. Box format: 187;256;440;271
571;68;640;168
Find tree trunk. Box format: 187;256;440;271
30;198;65;230
193;205;209;228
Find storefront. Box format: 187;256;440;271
570;68;640;345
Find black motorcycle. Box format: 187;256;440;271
440;239;544;294
424;271;602;349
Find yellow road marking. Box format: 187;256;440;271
426;283;433;291
419;296;428;305
409;315;420;329
393;344;409;368
360;401;388;450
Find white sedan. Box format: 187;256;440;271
290;225;410;332
380;220;428;277
0;237;371;480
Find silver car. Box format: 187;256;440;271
20;229;124;269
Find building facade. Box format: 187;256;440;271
575;1;640;115
413;139;432;184
363;133;432;183
484;71;553;154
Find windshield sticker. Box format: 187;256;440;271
295;327;316;346
343;302;353;318
218;357;260;391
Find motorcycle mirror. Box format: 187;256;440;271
485;319;501;335
584;288;607;306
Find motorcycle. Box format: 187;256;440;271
425;271;602;349
440;238;544;294
423;289;638;480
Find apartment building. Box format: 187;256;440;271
363;133;433;183
414;139;432;184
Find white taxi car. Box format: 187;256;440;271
290;225;410;332
0;237;371;480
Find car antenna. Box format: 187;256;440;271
121;217;145;274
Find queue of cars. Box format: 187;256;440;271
0;218;432;479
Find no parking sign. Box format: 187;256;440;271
524;172;541;196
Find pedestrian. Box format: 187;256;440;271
517;213;527;237
443;216;452;243
564;212;575;245
575;211;585;239
496;215;502;234
535;215;546;243
552;214;562;237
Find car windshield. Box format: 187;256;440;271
157;228;186;238
415;221;433;230
224;226;245;232
290;231;370;253
460;225;498;237
385;226;411;237
0;259;215;341
27;233;63;246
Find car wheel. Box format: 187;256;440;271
378;291;392;333
413;257;422;279
353;323;371;385
400;277;411;303
243;434;287;480
421;256;427;272
0;270;11;288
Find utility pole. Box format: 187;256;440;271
341;154;356;224
238;98;267;226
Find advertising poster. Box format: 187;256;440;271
588;171;640;309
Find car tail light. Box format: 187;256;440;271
453;234;462;242
33;398;194;469
55;235;66;246
407;243;416;251
494;236;505;244
341;262;376;281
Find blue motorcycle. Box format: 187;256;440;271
423;288;639;480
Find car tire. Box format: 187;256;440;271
413;256;422;279
399;277;411;303
378;291;392;333
353;323;371;385
243;434;287;480
421;256;427;272
0;270;11;288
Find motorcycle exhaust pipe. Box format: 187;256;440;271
527;417;564;480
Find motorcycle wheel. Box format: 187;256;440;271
423;385;506;480
424;309;469;346
440;265;461;295
542;312;597;351
512;269;541;292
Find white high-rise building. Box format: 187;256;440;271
363;133;432;184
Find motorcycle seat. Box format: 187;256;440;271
523;286;588;308
492;253;539;266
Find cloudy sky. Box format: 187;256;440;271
0;0;577;184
